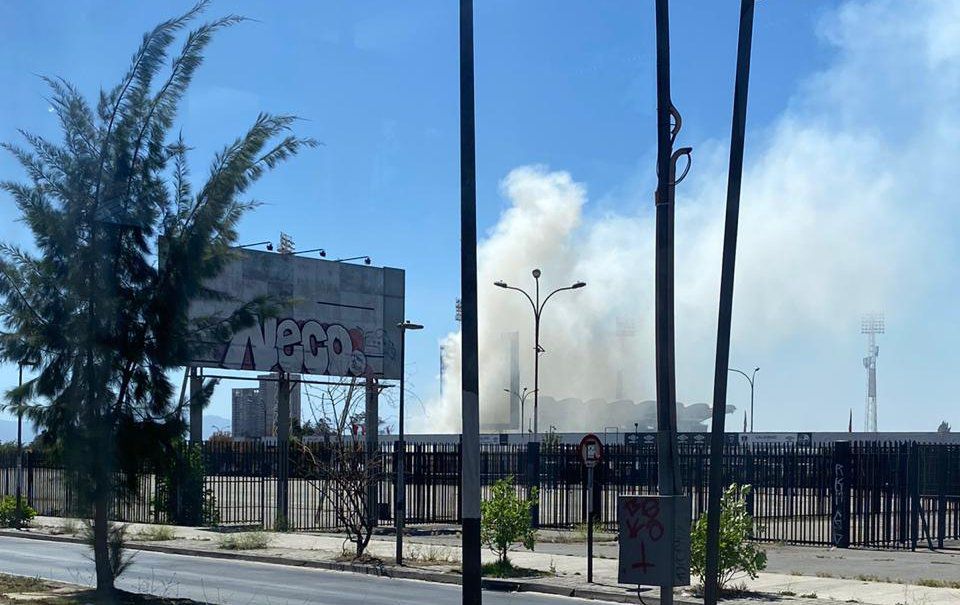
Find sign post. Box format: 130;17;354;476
579;434;604;583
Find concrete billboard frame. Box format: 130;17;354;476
188;249;404;380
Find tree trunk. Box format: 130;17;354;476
93;487;115;597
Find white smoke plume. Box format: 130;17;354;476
417;0;959;433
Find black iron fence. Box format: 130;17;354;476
2;440;957;549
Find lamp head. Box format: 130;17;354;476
266;242;274;251
319;249;326;257
494;281;508;288
532;268;542;279
364;256;372;265
572;281;586;289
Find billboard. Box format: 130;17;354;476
188;250;404;379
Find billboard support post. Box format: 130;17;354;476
365;377;380;530
189;368;203;444
277;372;291;528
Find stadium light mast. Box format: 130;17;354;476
278;232;295;255
862;313;884;432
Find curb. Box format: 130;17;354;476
0;529;695;604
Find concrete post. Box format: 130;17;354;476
276;373;291;529
189;368;203;444
365;378;379;529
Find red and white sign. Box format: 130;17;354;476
579;433;604;468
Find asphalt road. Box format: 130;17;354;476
0;536;608;605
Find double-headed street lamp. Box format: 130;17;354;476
395;320;423;565
503;387;536;434
494;269;585;436
728;367;759;432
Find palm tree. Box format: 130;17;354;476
0;1;316;596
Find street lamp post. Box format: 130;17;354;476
503;387;536;434
395;320;423;565
728;367;759;432
494;270;585;436
14;358;37;529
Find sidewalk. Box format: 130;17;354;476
8;517;959;605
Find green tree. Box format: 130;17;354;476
690;483;767;591
0;2;315;596
480;476;538;565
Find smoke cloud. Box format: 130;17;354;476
417;0;958;433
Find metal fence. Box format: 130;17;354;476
2;440;957;549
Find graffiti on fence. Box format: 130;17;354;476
832;462;846;547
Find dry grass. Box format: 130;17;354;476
217;531;269;550
0;574;204;604
407;544;460;565
481;560;551;579
133;525;176;542
916;578;960;589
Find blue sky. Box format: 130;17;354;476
1;1;957;435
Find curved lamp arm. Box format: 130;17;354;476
728;367;754;387
540;282;587;314
495;282;538;316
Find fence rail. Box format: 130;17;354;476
2;440;957;549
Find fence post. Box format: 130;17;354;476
832;441;851;548
258;441;267;529
526;441;540;529
909;442;920;551
745;446;755;518
937;446;947;549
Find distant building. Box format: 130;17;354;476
258;374;302;437
230;374;302;439
231;388;264;439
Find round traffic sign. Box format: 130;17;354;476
579;433;603;467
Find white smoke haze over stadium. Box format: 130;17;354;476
416;0;959;433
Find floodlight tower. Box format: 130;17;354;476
861;313;884;432
278;232;295;255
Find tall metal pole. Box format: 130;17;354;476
395;321;422;565
533;273;541;436
653;4;682;605
705;1;757;603
459;0;482;602
396;328;406;565
653;0;683;492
